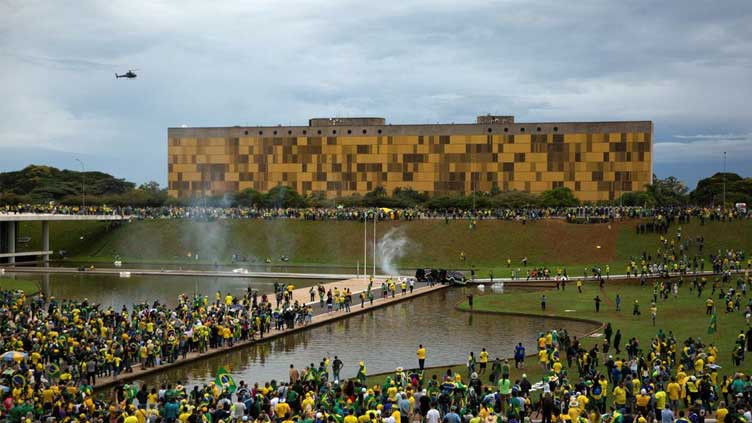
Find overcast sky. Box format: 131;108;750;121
1;0;751;189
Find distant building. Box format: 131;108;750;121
168;115;652;202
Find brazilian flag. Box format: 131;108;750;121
12;374;26;388
215;367;237;394
46;363;60;378
708;312;717;334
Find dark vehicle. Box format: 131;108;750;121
116;69;138;79
415;268;467;285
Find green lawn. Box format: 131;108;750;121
0;277;40;295
13;219;752;279
367;277;749;394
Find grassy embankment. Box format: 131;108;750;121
367;279;748;391
13;219;752;276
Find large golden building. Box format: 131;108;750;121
168;115;652;202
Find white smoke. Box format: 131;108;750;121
377;227;412;276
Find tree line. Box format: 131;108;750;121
1;165;749;209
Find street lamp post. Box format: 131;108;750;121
75;158;86;213
722;151;727;210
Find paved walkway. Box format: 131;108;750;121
93;277;448;390
469;269;738;284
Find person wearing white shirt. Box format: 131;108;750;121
426;405;440;423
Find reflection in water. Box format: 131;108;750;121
131;289;597;389
7;272;321;308
51;261;362;275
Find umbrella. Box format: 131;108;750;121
1;351;27;362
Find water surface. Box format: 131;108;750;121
131;288;596;388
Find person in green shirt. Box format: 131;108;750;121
8;400;34;423
497;376;511;412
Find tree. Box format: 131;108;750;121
307;191;335;208
540;187;579;207
138;181;162;194
392;187;429;207
488;190;540;208
646;175;688;206
262;185;307;208
233;188;263;207
690;173;751;206
616;191;655;207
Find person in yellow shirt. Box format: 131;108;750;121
707;343;718;359
567;398;581;421
654;387;667;414
223;326;232;347
613;382;627;408
576;392;588;412
694;356;704;374
416;345;426;371
147;388;158;410
538;335;547;350
385;383;398;402
275;400;291;419
635;389;650;416
479;348;489;375
539;349;549;372
178;406;192;423
715;402;728;423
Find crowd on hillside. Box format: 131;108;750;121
499;222;751;282
1;204;748;223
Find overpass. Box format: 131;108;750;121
0;214;126;266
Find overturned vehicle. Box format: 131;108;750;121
415;268;467;286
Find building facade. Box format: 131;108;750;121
168;115;652;202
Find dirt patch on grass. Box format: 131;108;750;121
540;220;621;265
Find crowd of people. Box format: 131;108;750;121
0;279;400;422
1;204;748;223
1;205;751;422
2;253;751;423
2;284;751;423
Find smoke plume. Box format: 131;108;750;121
377;227;412;276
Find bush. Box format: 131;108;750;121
540;187;579;207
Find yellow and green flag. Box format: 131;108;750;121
708;312;717;334
215;367;237;394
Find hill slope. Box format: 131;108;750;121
14;218;752;275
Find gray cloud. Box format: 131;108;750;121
1;0;751;188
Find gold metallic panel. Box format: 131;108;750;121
168;125;652;202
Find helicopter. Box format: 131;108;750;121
115;69;138;79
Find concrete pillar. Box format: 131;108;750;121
42;273;51;300
0;222;6;262
7;221;15;265
42;221;50;267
